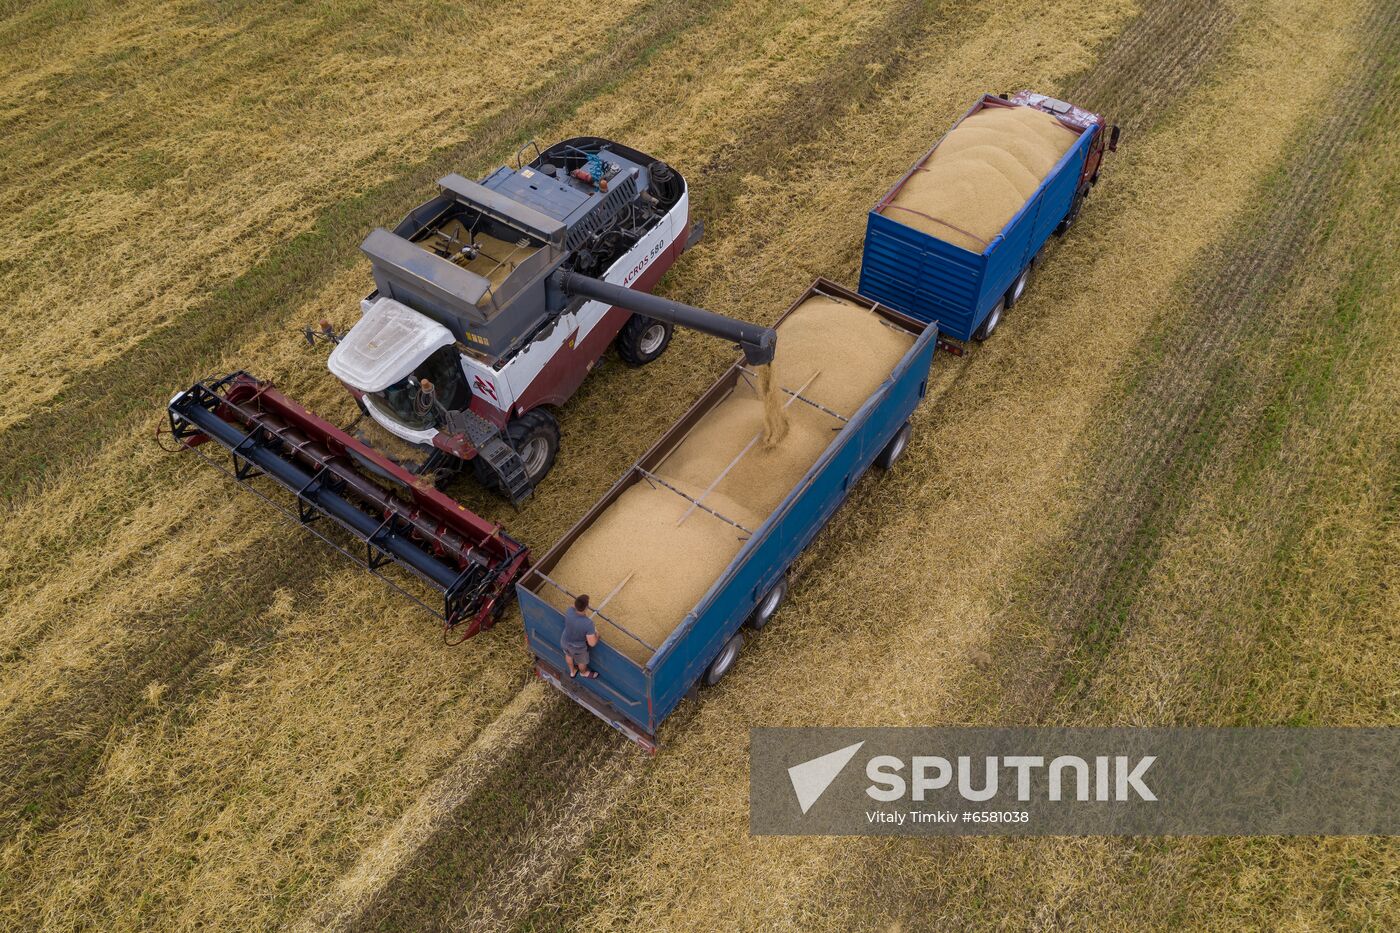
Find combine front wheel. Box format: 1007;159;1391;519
475;409;560;491
508;409;560;484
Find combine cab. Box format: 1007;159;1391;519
166;136;775;641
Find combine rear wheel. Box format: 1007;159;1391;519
704;632;743;686
616;314;673;366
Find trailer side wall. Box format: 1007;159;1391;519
648;320;934;723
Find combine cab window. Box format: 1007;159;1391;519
372;346;471;431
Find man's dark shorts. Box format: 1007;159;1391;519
565;646;590;668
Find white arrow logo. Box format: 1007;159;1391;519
787;741;865;814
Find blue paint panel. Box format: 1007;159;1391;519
859;98;1096;341
860;212;985;339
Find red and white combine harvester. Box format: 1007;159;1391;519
167;137;775;641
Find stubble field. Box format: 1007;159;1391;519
1;0;1396;929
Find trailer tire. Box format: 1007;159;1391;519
748;577;788;630
1005;264;1033;308
1056;188;1087;236
704;632;743;686
615;314;673;366
972;298;1005;342
875;422;912;470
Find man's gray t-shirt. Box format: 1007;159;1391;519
561;608;596;652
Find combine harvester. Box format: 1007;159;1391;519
167;137;774;641
166;91;1116;737
861;91;1118;344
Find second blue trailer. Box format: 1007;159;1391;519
859;90;1117;342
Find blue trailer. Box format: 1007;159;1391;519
517;278;938;750
859;90;1117;343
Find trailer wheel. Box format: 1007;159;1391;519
972;298;1005;342
615;314;673;366
704;632;743;686
1056;189;1087;236
748;577;788;630
875;422;912;470
1005;264;1033;308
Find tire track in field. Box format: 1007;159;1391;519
1063;0;1242;132
991;0;1400;719
0;0;730;511
0;516;342;841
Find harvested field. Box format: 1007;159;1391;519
3;0;1397;930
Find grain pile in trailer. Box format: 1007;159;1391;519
544;294;914;661
881;103;1078;252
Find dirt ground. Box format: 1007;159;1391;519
2;0;1396;929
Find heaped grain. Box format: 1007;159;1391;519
882;103;1078;252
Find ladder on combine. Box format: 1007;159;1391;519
447;408;533;505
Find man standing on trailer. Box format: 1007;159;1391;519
562;594;600;679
